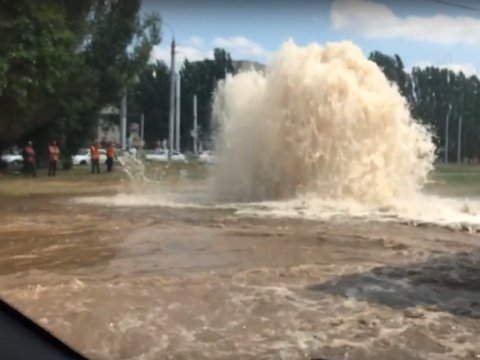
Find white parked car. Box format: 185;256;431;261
198;150;216;164
72;148;107;165
145;150;187;163
145;150;168;162
1;153;23;166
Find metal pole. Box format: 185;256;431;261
457;115;462;164
140;113;145;145
169;39;176;151
120;89;127;149
193;95;198;155
175;74;181;152
445;106;450;164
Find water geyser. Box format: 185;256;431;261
211;40;435;206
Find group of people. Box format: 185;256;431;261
22;141;60;178
20;140;117;178
89;141;117;174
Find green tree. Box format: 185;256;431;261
371;50;480;163
128;61;170;146
179;48;235;149
128;47;236;151
369;51;412;101
462;76;480;161
0;0;79;144
0;0;161;166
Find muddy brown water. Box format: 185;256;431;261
0;190;480;359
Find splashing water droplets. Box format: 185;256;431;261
212;40;436;205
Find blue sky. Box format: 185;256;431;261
142;0;480;75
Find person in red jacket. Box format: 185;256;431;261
24;141;36;178
48;141;60;177
106;142;116;172
90;142;101;174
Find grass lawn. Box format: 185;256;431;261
0;161;211;197
426;164;480;197
1;162;479;198
0;166;125;197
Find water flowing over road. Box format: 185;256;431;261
0;183;479;359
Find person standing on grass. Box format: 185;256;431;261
48;141;60;177
106;141;116;172
90;141;101;174
24;141;36;178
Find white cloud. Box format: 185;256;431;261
331;0;480;44
187;36;204;48
212;36;272;59
150;40;213;70
150;35;271;69
409;61;478;76
441;63;478;76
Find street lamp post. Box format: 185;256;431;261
162;22;176;153
140;113;145;146
445;105;452;164
457;115;463;164
175;73;181;151
192;95;198;155
120;88;127;149
168;39;175;152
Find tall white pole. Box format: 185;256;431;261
169;39;176;151
175;74;181;152
193;94;198;155
445;106;451;164
140;113;145;146
120;89;127;149
457;115;462;164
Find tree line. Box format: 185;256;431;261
132;50;480;163
369;51;480;162
126;48;235;151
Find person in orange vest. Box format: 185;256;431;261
24;141;36;178
90;141;101;174
48;141;60;177
106;141;116;172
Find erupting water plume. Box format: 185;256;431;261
211;40;436;206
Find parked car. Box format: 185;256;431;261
198;150;216;164
1;153;23;166
145;150;187;163
72;148;107;165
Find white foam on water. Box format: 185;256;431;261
234;193;480;230
73;185;480;231
75;193;211;209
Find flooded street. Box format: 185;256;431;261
5;1;480;358
0;176;479;359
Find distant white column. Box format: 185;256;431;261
175;74;181;152
193;94;198;155
169;40;176;151
445;106;451;164
457;115;462;164
140;113;145;148
120;89;127;149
